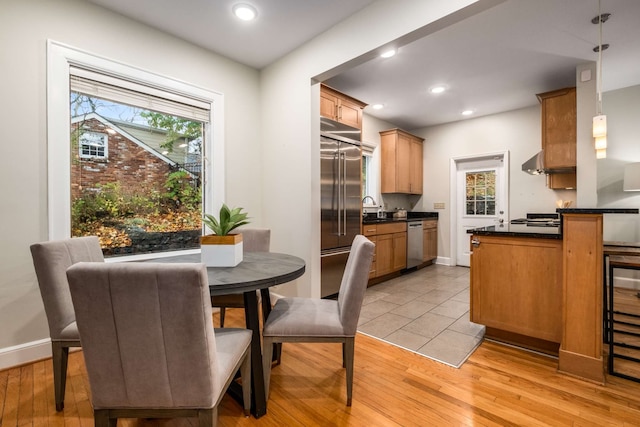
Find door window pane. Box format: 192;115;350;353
70;93;203;256
465;171;496;215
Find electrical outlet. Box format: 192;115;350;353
433;202;445;209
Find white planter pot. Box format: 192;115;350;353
200;234;243;267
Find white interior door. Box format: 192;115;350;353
455;155;508;267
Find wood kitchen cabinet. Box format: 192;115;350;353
537;87;577;189
320;84;367;129
380;129;424;194
470;234;563;354
363;221;406;280
422;220;437;263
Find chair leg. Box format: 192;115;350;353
198;408;216;427
344;337;355;406
274;343;282;365
262;336;275;399
94;409;116;427
219;307;226;327
342;342;346;368
51;342;69;411
240;349;252;416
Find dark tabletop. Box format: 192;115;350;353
145;252;306;295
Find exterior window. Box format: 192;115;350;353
47;42;224;255
362;154;372;200
70;93;204;257
465;171;496;215
79;131;107;158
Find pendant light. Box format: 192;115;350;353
592;1;610;159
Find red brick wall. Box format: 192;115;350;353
71;118;173;199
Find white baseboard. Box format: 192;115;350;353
0;338;52;371
435;256;453;266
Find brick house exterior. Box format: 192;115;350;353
70;113;182;200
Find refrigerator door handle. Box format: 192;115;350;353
336;151;341;236
342;151;347;236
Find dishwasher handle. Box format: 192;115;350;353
408;222;423;229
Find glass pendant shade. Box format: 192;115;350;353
593;115;607;138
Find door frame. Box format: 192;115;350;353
449;150;510;267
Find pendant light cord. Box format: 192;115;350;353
597;0;603;115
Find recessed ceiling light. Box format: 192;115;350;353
233;3;257;21
372;104;384;110
461;110;474;116
380;49;396;59
429;85;447;94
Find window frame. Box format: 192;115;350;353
47;40;225;259
464;169;497;217
361;140;378;208
78;131;108;159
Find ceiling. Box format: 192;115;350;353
87;0;640;130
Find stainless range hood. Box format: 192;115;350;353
522;150;576;175
522;151;545;175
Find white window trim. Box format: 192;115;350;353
78;131;108;159
47;40;225;257
361;140;379;208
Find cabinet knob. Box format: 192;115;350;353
471;238;481;247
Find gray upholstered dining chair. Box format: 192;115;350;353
261;234;374;406
30;236;104;411
211;228;270;326
66;262;252;427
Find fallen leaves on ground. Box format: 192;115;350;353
73;210;201;249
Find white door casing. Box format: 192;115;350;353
450;152;509;267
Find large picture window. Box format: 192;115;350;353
47;41;225;259
70;93;205;256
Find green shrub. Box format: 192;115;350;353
164;170;201;211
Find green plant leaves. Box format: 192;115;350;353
202;203;250;235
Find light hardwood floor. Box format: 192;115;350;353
3;308;640;426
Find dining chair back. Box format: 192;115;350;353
66;262;252;427
211;228;270;326
261;234;374;406
30;236;104;411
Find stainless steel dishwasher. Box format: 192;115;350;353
406;220;423;268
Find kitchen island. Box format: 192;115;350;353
471;208;638;383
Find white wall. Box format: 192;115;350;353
597;84;640;242
0;0;261;363
412;106;576;260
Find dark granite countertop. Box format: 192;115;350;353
362;211;438;225
469;208;639;239
469;224;562;239
557;208;639;214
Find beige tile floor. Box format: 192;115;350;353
357;263;485;368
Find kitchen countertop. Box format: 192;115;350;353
470;224;562;239
557;208;639;214
469;208;639;239
362;211;438;224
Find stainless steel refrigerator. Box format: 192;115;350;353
320;117;362;297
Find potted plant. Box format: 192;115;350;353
200;204;250;267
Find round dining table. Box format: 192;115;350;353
144;251;306;418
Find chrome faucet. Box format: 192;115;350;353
362;196;376;205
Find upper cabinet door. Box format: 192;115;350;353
320;84;367;130
380;128;424;194
537;87;576;169
320;90;339;122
